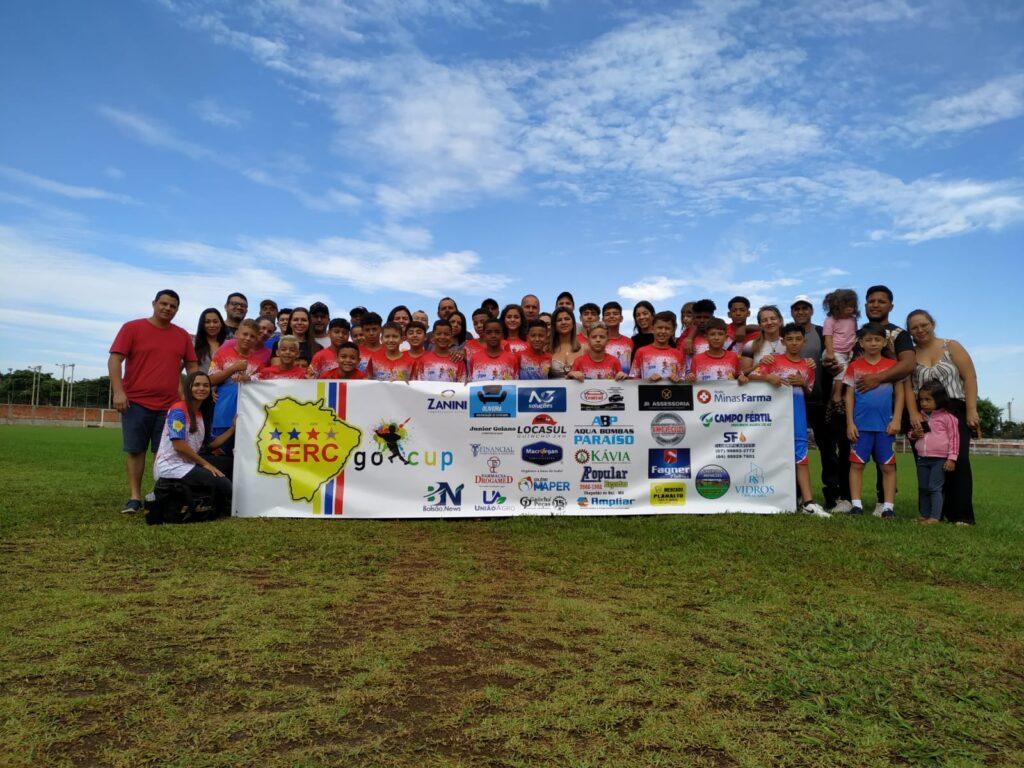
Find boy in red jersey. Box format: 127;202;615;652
464;308;491;362
630;311;685;381
577;302;600;345
468;319;520;381
518;320;553;380
725;295;759;352
687;319;746;382
677;298;715;357
570;323;628;381
258;336;308;380
357;312;383;373
308;318;349;378
749;322;828;517
365;323;414;381
405;321;428;361
601;301;633;373
320;342;365;380
413;321;466;382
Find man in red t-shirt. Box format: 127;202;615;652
108;290;198;514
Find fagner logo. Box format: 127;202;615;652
422;482;464;511
638;384;693;411
648;448;692;479
469;384;517;418
522;441;563;466
697;389;712;404
734;462;775;497
651;412;685;446
517;413;567;436
426;389;467;411
518;387;567;413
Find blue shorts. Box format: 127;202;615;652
122;402;166;454
795;435;809;466
850;431;895;466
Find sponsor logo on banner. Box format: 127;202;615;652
648;448;691;479
700;412;774;428
695;465;731;499
574;448;631;464
697;388;713;404
517;413;567;437
469;385;517;418
650;412;686;446
579;386;626;411
349;416;454;471
426;389;467;412
517;387;567;413
650;482;686;506
579;465;629;493
422;482;464;512
474;456;514;486
734;462;775;497
702;389;772;404
475;490;516;513
576;496;634;508
470;443;514;458
713;431;756;460
638;384;693;411
522;441;563;466
573;416;636;445
520;495;568;511
518;476;571;493
469;424;517;434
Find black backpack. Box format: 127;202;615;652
145;479;221;525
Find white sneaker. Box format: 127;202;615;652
873;503;884;518
801;502;831;518
832;500;853;514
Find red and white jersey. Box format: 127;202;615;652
571;353;622;380
725;325;760;352
629;345;685;380
676;333;711;356
210;345;262;380
320;368;365;380
468;349;520;381
504;338;530;356
604;335;633;373
517;349;552;380
365;349;414;382
309;346;340;378
412;351;466;383
690;350;743;382
257;364;308;380
758;355;815;390
357;345;380;373
576;331;590;347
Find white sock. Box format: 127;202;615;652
852;498;862;508
883;502;894;511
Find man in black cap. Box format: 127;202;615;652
310;301;331;348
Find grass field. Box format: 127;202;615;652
1;425;1022;767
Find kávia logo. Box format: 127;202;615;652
647;448;692;479
426;388;467;411
651;412;685;446
517;413;567;436
518;387;567;413
422;482;464;511
469;384;517;418
734;462;775;497
574;448;632;464
522;441;563;466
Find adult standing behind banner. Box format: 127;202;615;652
740;306;787;373
223;292;248;339
904;310;978;525
108;290;198;514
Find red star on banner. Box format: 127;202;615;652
306;427;319;439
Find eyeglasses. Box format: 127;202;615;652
228;301;248;308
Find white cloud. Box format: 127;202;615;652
0;165;134;204
103;166;126;180
192;96;250;128
907;74;1024;135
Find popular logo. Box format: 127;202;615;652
638;384;693;411
518;387;567;413
648;448;692;479
469;384;517;418
422;482;464;511
734;462;775;497
695;465;731;499
650;482;686;506
650;412;685;446
522;441;563;466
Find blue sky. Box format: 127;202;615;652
1;0;1022;414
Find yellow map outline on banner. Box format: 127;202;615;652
256;397;362;502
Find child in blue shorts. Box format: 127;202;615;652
843;322;904;518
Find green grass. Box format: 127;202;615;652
1;425;1022;767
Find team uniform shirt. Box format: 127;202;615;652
153;401;204;480
365;349;414;382
412;351;467;383
357;345;381;373
468;349;520;381
629;345;685;380
463;338;485;362
604;335;633;373
676;333;711;356
109;319;197;411
504;338;530;356
844;356;898;465
571;353;622;380
222;338;271;368
319;368;365;380
309;346;341;378
517;349;552;380
689;350;743;382
209;345;263;430
257;364;308;380
577;331;590;347
725;326;760;352
758;356;816;465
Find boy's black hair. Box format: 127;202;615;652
310;301;330;316
361;312;383;327
693;299;717;315
406;321;428;333
865;285;894;302
336;341;360;354
858;321;888;339
919;380;951;411
652;310;677;326
602;301;623;314
380;322;403;335
481;298;499;312
556;291;575;304
432;319;452;331
471;306;491;319
727;296;750;310
579;302;600;314
782;322;806;337
328;317;350;331
706;318;729;333
483;317;504;331
155;289;180;303
279;307;292;316
526;319;549;333
349;306;367;320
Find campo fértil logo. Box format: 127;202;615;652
257;397;362;502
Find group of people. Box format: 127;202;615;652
108;286;979;525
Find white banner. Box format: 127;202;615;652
232;379;796;518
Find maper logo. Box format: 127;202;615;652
638;384;693;411
734;462;775;497
469;384;517;418
426;389;467;411
518;387;567;413
517;413;567;436
422;482;464;511
648;448;692;479
522;441;563;466
519;476;571;493
651;412;686;446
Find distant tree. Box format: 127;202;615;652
976;398;1001;437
